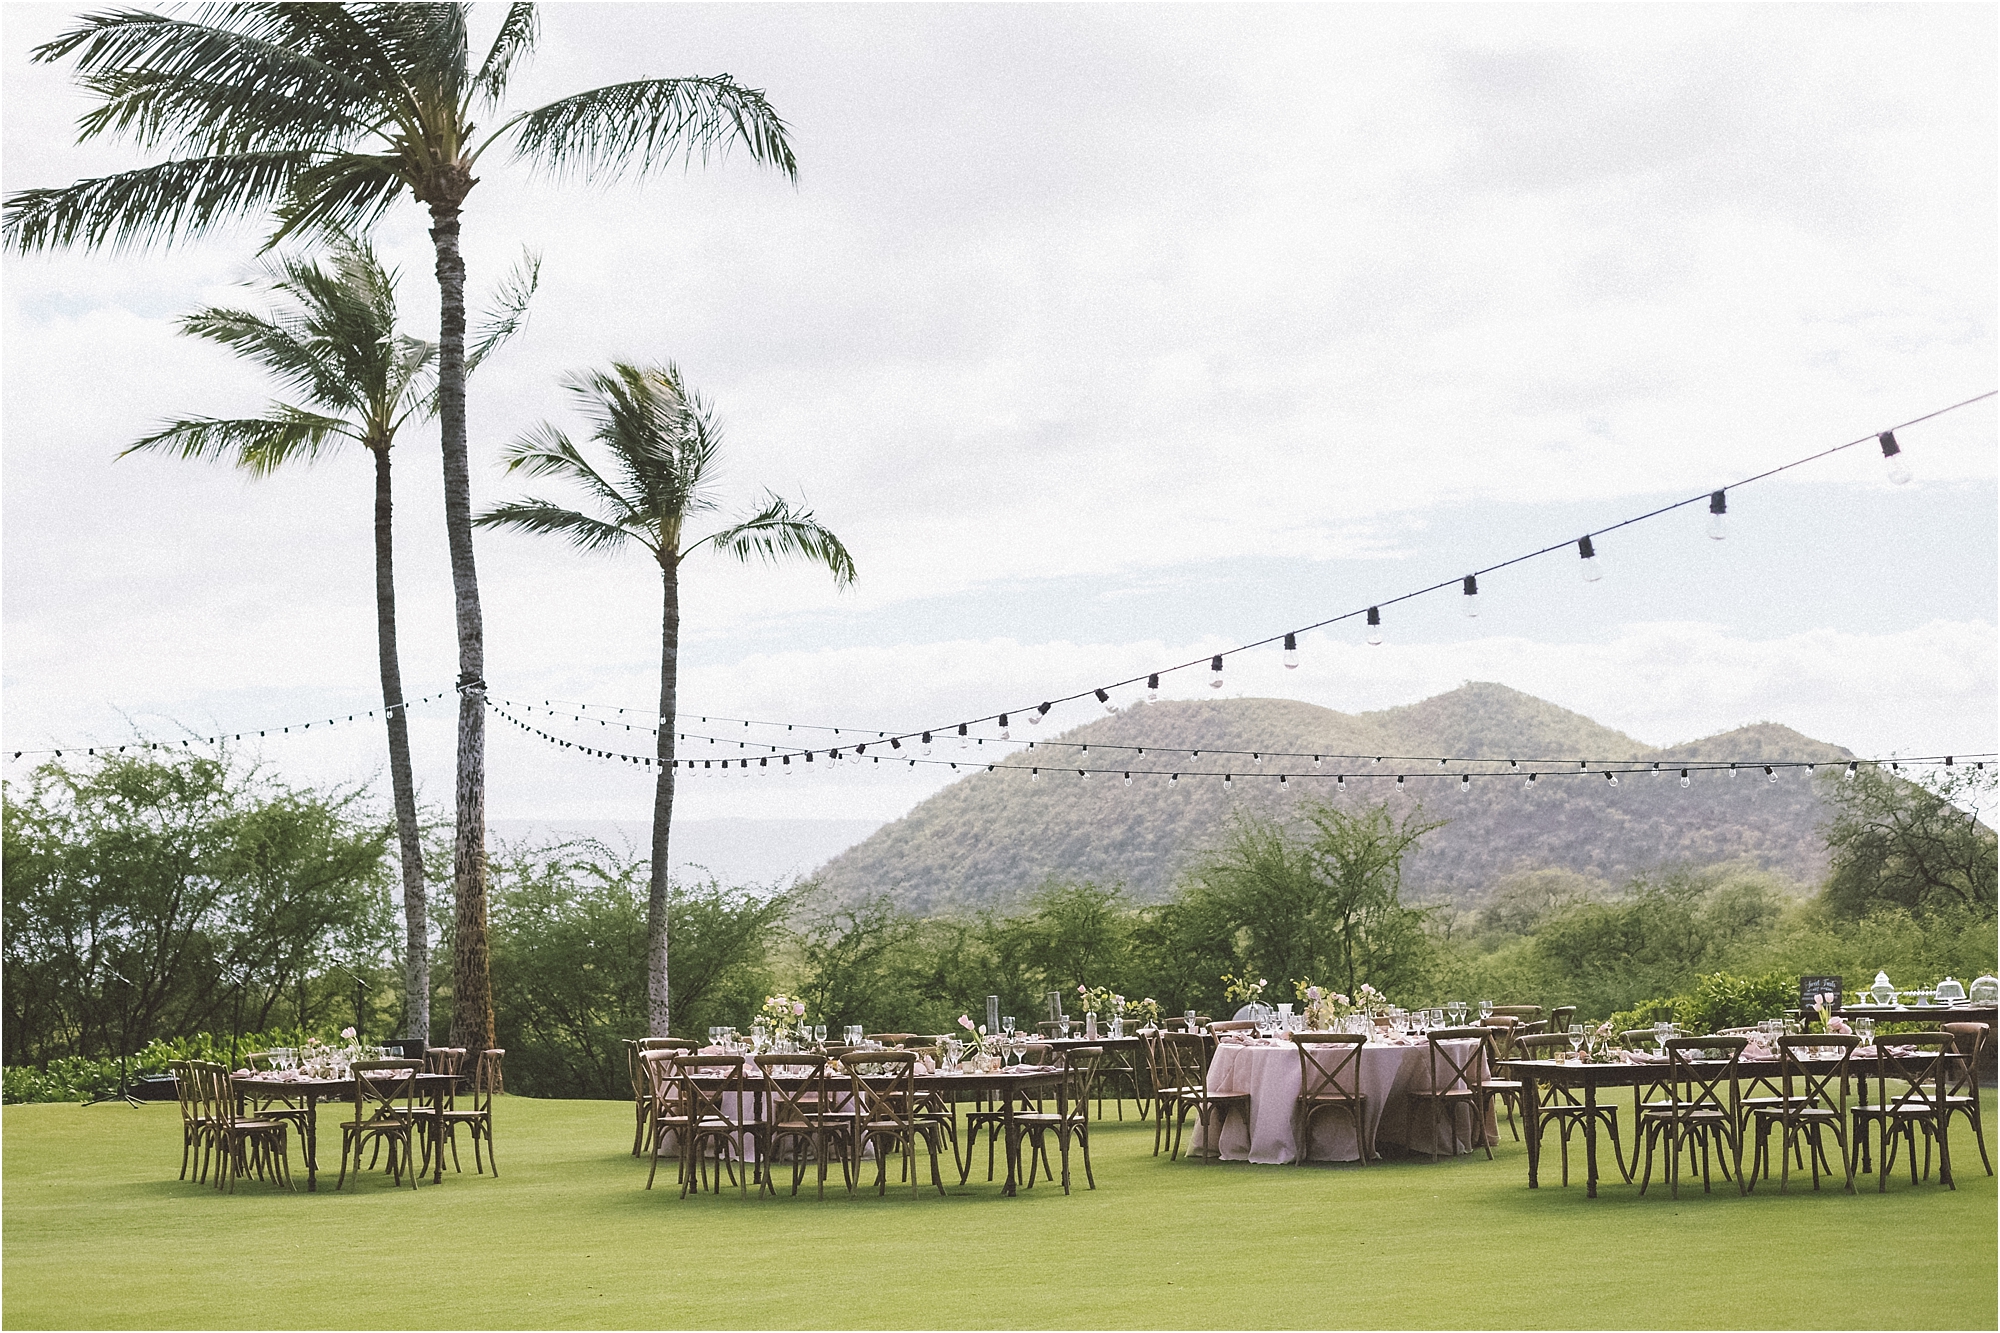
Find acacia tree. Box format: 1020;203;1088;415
1819;766;1997;920
5;4;796;1052
474;363;854;1035
121;236;533;1040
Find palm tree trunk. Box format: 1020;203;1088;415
648;558;681;1036
429;195;493;1055
370;443;430;1042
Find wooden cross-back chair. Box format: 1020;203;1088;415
336;1060;423;1190
844;1051;947;1197
1854;1033;1955;1191
751;1052;853;1199
1289;1033;1369;1166
1748;1033;1857;1193
1638;1037;1746;1199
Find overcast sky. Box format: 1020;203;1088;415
4;2;1995;833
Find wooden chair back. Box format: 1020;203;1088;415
1159;1032;1213;1095
350;1059;422;1122
1290;1033;1365;1101
844;1050;920;1130
1940;1022;1988;1097
1423;1027;1489;1094
1547;1006;1578;1033
1775;1032;1857;1114
1490;1005;1542;1021
1662;1036;1747;1114
1207;1020;1258;1033
1871;1033;1953;1117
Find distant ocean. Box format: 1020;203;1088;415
485;817;883;888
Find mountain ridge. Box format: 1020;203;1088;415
809;682;1854;913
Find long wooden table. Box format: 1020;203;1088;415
1502;1052;1967;1198
232;1072;458;1192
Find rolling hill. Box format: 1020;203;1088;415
808;682;1856;913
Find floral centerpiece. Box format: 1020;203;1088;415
1221;973;1267;1005
1076;984;1124;1020
758;994;809;1043
955;1014;1003;1070
1294;981;1352;1030
1356;983;1392;1016
1124;997;1164;1028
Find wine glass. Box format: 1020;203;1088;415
1567;1022;1585;1059
1654;1021;1672;1056
1855;1017;1875;1048
1448;1000;1467;1026
1478;999;1493;1020
1002;1016;1016;1043
814;1024;827;1046
1058;1015;1071;1039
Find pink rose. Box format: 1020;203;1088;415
1307;986;1320;1001
792;1001;806;1016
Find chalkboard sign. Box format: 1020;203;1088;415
1800;975;1843;1014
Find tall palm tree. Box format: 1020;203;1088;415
121;234;535;1042
474;363;854;1036
5;4;796;1052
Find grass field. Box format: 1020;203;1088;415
4;1094;1994;1329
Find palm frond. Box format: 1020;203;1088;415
472;499;642;556
121;408;355;476
509;75;797;184
472;3;539;106
3;151;311;253
177;303;362;413
266;153;408;249
465;247;540;376
496;422;642;523
695;492;856;586
40;8;376;153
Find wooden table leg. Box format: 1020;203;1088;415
1583;1081;1601;1198
303;1092;321;1192
1002;1088;1021;1196
431;1081;447;1184
1523;1076;1542;1188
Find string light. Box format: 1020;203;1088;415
1096;689;1113;712
999;714;1010;740
1707;490;1728;541
1283;633;1299;668
1366;607;1382;646
1680;769;1691;788
1462;575;1479;617
1578;535;1602;582
1209;655;1225;690
958;723;968;748
1147;673;1160;701
1765;765;1777;783
1879;430;1911;485
1032;702;1051;725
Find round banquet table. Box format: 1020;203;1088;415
1191;1037;1499;1163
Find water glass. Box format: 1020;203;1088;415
1478;1000;1493;1019
814;1024;827;1045
1058;1016;1071;1039
1447;1001;1467;1025
1855;1017;1875;1047
1185;1009;1198;1030
1002;1016;1016;1039
1567;1023;1585;1058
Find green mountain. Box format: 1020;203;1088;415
810;683;1855;913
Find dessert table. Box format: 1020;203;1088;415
230;1071;458;1192
1189;1036;1498;1163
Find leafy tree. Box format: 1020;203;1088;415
486;838;786;1096
120;235;532;1040
2;750;394;1066
475;363;853;1035
985;879;1133;1014
1183;800;1444;1000
790;894;923;1035
1819;766;1997;921
6;2;797;1055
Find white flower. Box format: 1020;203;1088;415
340;1026;357;1041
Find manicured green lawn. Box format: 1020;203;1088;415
4;1095;1994;1329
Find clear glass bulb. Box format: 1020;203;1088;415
1463;590;1479;618
1283;646;1298;669
1029;711;1042;725
1580;553;1603;582
1706;511;1727;541
1209;673;1223;690
1000;726;1010;741
1885;453;1912;485
1607;773;1619;787
1680;771;1691;788
960;733;969;749
1366;626;1383;647
1148;686;1159;701
1767;767;1778;784
1104;698;1117;713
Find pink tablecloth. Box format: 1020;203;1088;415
1192;1038;1499;1163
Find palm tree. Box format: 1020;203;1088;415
5;4;796;1052
121;234;535;1042
474;363;854;1036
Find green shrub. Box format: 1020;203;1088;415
1608;969;1797;1035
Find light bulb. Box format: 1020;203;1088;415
1366;607;1383;646
921;732;932;755
1606;772;1619;788
1525;772;1538;790
1462;575;1479;617
1283;633;1299;669
1170;773;1179;784
998;714;1010;740
1459;774;1471;793
1729;763;1738;779
1030;768;1040;782
1335;775;1345;790
1123;772;1132;786
1680;769;1691;788
1078;770;1089;780
1879;431;1911;485
1147;673;1160;701
958;724;968;749
1032;702;1050;725
1096;688;1114;713
759;757;769;775
1209;655;1224;689
1845;762;1857;781
1707;490;1727;541
1765;765;1777;784
1578;535;1603;582
783;755;793;773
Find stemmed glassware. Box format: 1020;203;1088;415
1058;1015;1071;1039
1447;1000;1468;1026
814;1024;827;1047
1855;1017;1875;1047
1567;1022;1585;1059
1654;1020;1673;1056
1478;1000;1493;1020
